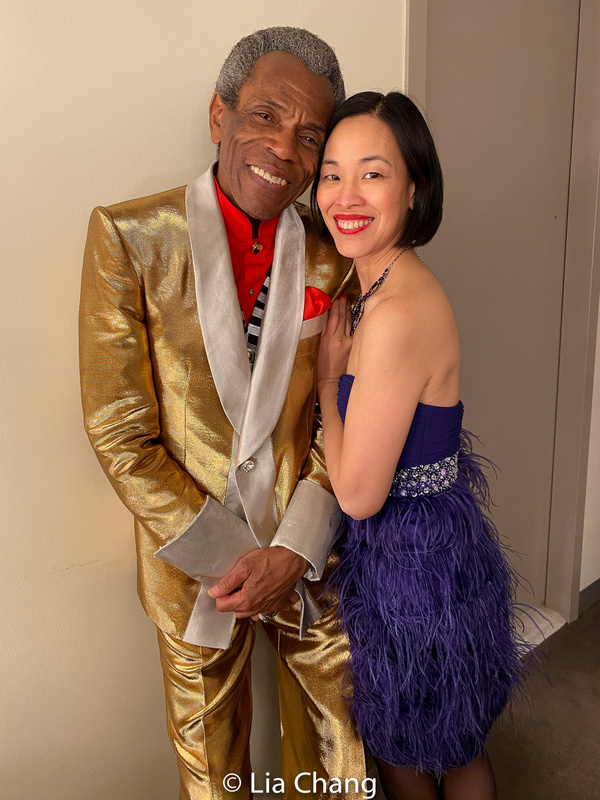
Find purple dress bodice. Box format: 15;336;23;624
337;373;464;469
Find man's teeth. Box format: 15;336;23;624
250;166;288;186
337;218;373;230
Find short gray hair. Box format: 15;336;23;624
215;27;345;109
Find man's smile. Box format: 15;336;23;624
249;165;290;186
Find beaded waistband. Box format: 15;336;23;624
389;452;459;498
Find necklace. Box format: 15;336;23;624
350;246;411;336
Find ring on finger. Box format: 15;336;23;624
258;612;276;622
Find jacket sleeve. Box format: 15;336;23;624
269;263;360;580
79;206;256;569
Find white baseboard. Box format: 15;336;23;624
516;605;567;647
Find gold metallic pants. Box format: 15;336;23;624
157;600;365;799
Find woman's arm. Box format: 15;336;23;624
318;288;456;520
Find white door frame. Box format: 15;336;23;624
545;0;600;621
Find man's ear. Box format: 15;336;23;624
209;92;224;145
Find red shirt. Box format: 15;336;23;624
214;177;279;326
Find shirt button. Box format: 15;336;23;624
240;458;256;473
249;289;255;296
252;242;264;254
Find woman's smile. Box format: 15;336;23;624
334;214;374;233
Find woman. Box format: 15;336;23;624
313;92;523;800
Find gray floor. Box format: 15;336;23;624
488;601;600;800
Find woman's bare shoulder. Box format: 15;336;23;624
370;261;455;334
352;264;457;380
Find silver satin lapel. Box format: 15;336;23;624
186;167;251;433
224;429;246;520
237;205;305;465
184;185;307;640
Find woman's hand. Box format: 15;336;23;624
318;296;352;385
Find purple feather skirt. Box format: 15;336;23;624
330;433;525;772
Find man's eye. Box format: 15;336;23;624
302;135;319;146
256;112;272;122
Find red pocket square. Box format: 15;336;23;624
303;287;332;321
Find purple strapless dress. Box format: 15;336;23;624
333;374;524;772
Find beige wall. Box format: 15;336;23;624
0;2;407;798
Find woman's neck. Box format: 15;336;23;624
354;247;410;294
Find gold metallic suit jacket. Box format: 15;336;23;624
79;166;355;649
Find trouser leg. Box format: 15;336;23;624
156;620;255;800
262;582;366;799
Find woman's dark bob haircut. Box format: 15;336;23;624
311;91;443;249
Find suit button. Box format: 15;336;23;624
240;458;256;473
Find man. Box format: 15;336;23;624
80;27;365;799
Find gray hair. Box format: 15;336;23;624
215;27;345;109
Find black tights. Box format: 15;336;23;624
375;751;497;800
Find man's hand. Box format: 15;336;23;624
207;546;308;619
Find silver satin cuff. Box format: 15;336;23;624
270;480;339;581
155;496;260;649
155;494;259;580
295;580;321;639
182;581;237;650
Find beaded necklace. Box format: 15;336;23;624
350;246;411;336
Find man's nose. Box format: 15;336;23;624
264;126;298;161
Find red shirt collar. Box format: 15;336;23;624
213;174;279;327
213;176;279;243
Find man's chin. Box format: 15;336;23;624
239;199;297;221
236;183;305;221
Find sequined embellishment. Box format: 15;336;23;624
389;452;459;498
